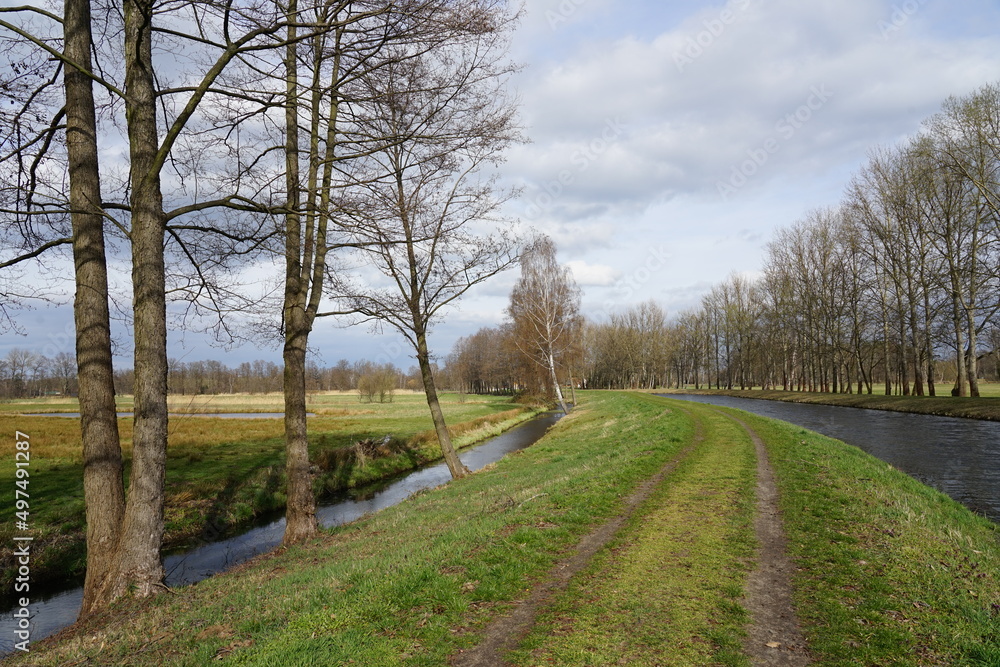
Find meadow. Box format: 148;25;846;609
0;391;535;591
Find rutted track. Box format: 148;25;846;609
450;410;704;667
452;401;813;666
714;408;812;666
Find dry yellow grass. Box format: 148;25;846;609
0;393;515;461
0;415;289;461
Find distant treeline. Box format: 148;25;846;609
670;83;1000;396
0;350;426;399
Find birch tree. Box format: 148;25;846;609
507;235;581;413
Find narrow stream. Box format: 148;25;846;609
660;393;1000;523
0;411;561;656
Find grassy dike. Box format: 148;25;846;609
738;409;1000;666
0;395;536;593
507;400;759;666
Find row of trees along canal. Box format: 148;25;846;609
0;0;527;620
452;84;1000;398
692;83;1000;398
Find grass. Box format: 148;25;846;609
0;392;533;592
508;403;757;666
6;391;1000;665
664;387;1000;421
5;392;693;665
731;408;1000;666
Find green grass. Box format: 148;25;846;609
509;403;757;666
0;392;532;591
733;409;1000;666
7;391;1000;666
7;392;692;665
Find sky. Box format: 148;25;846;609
6;0;1000;369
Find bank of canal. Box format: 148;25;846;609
661;393;1000;522
0;412;562;656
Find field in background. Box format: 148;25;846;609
0;392;532;591
0;389;432;416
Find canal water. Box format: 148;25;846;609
660;394;1000;523
0;411;562;656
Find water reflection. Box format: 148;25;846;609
661;394;1000;522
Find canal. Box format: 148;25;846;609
0;411;562;656
660;393;1000;523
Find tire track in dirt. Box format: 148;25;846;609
717;409;812;666
449;409;703;667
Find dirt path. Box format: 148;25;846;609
450;411;703;667
451;406;812;667
722;411;812;666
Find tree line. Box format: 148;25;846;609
445;299;669;395
445;235;583;408
677;83;1000;396
452;84;1000;398
164;358;419;397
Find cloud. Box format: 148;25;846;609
506;0;1000;231
566;260;621;286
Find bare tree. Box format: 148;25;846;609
335;5;521;479
1;0;303;611
507;235;581;413
274;0;463;542
62;0;128;616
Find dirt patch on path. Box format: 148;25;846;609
725;412;812;666
450;413;702;667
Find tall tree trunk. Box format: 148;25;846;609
99;0;169;601
64;0;127;618
881;317;892;395
923;291;936;396
416;328;468;479
279;0;319;545
966;307;980;397
282;313;318;543
909;302;925;396
952;308;968;396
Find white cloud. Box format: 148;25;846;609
10;0;1000;364
508;0;1000;228
566;260;621;286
